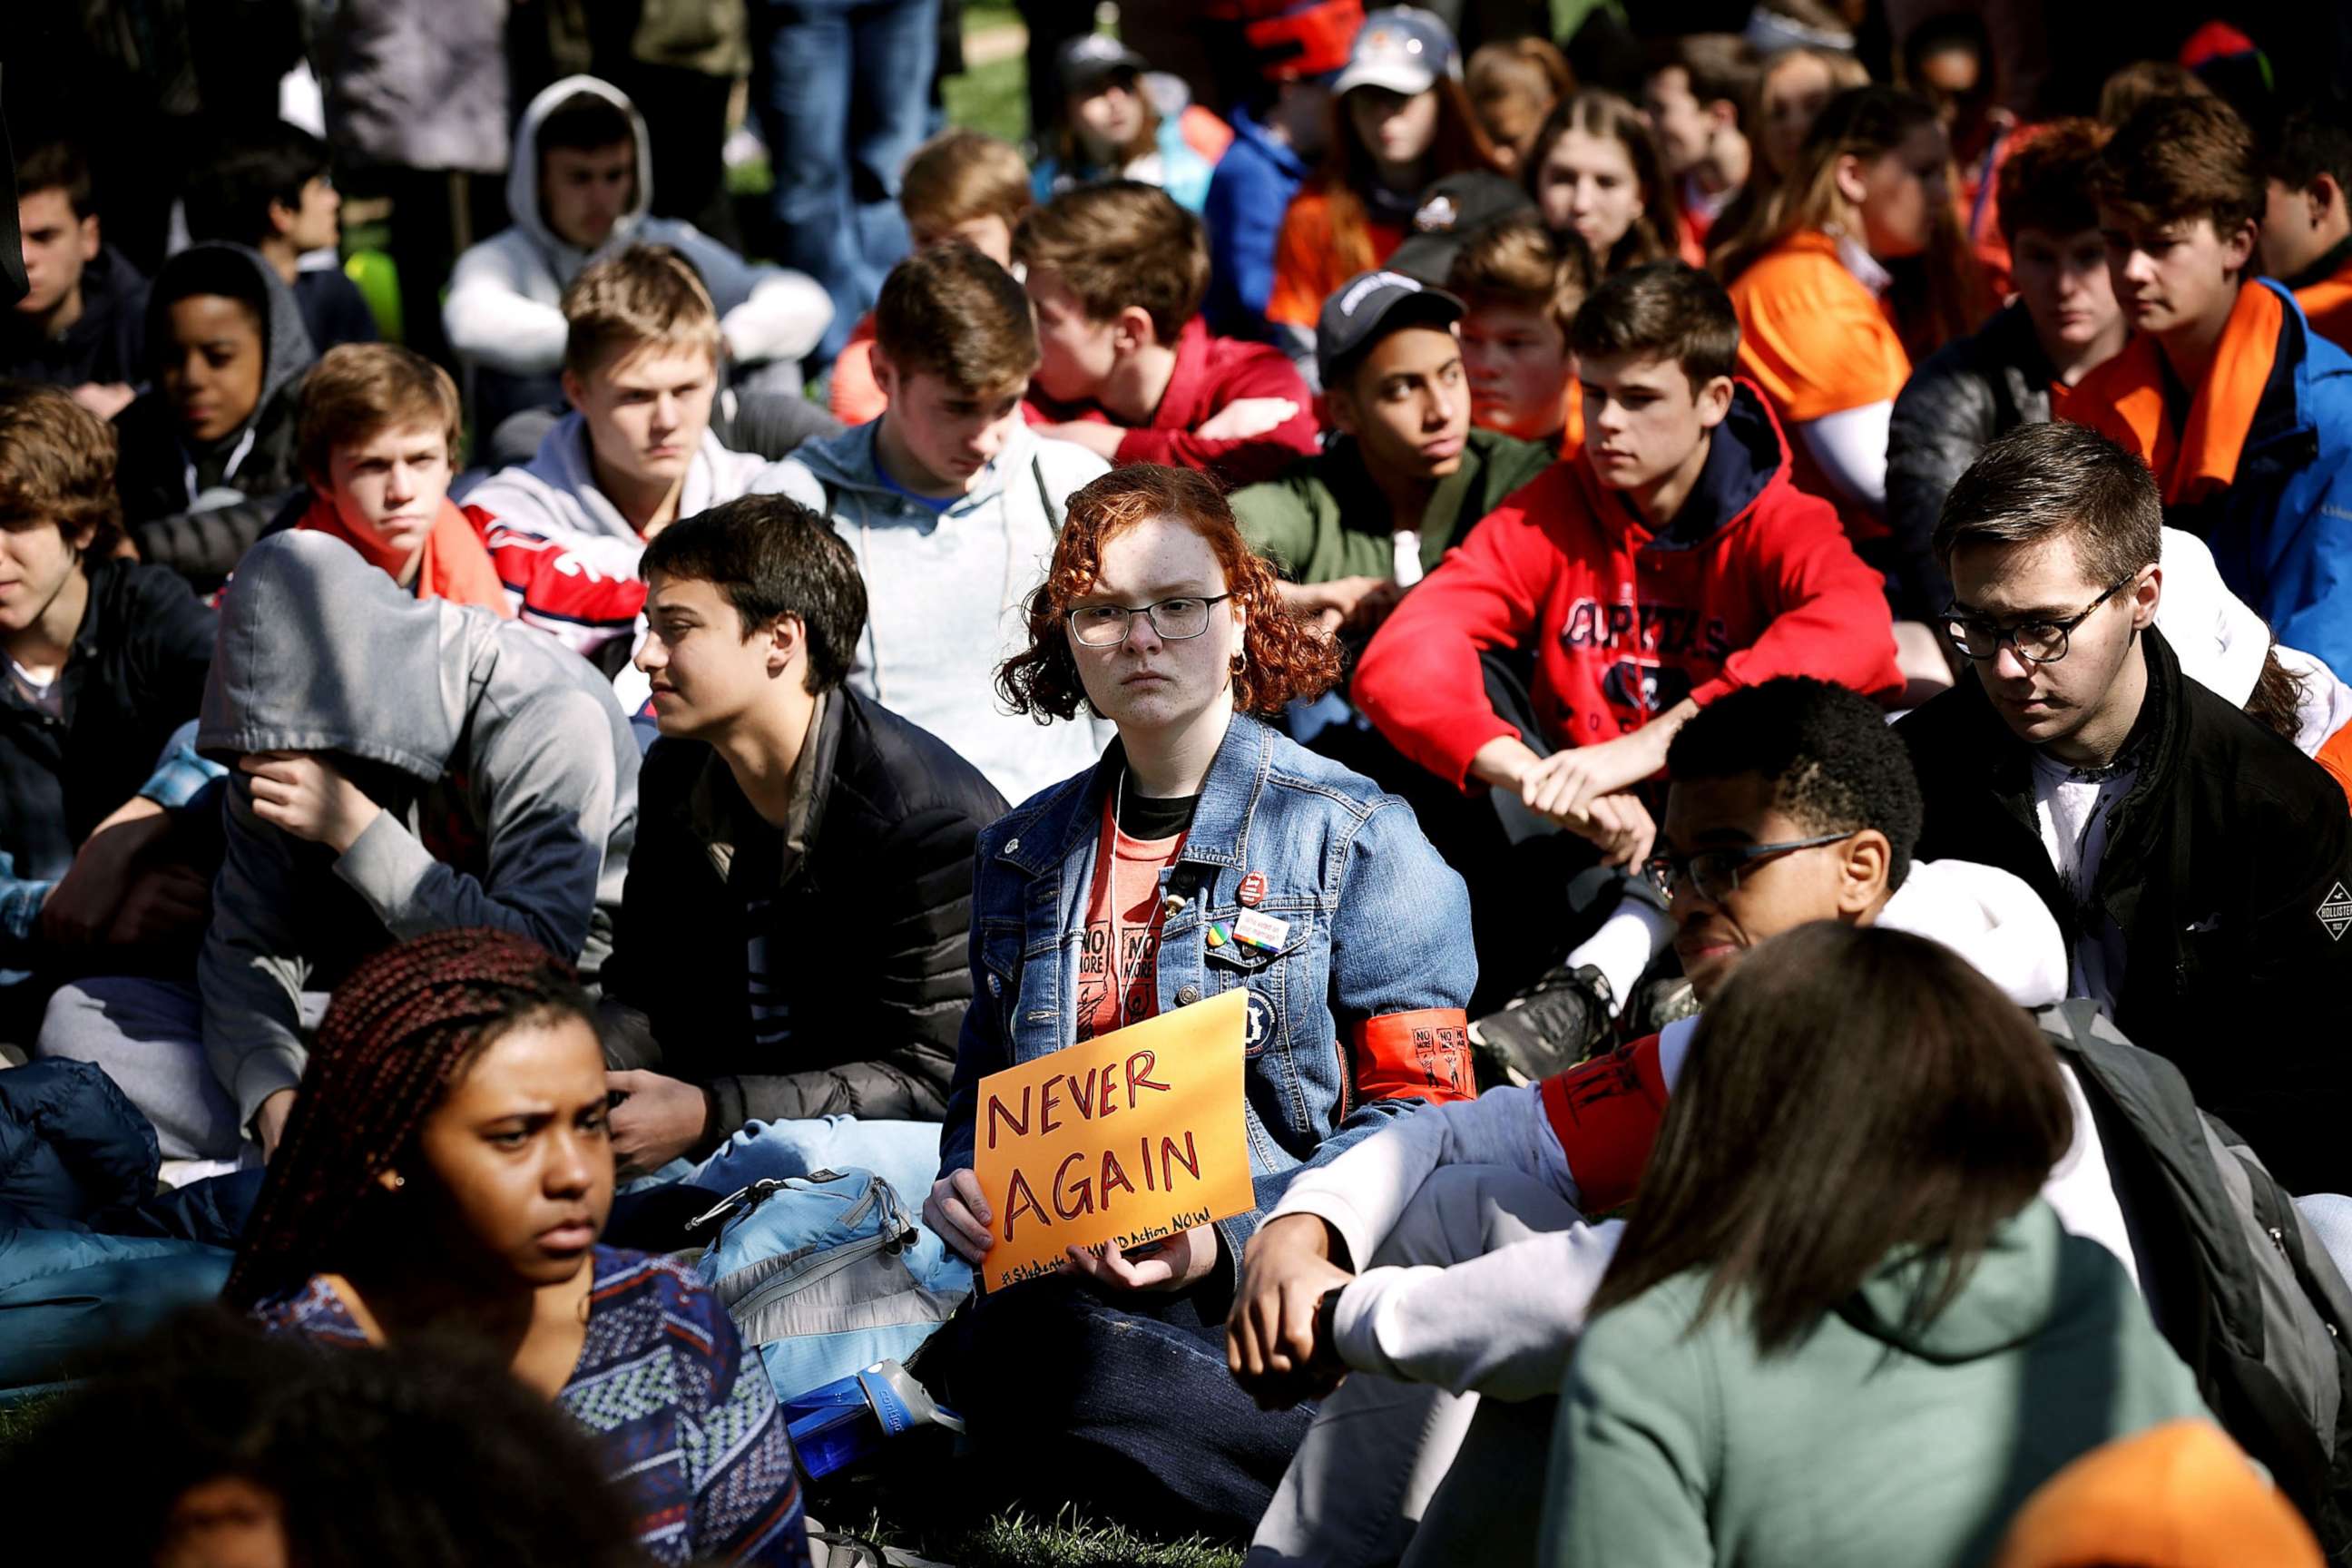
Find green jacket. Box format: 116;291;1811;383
1230;427;1553;584
1544;1201;2210;1568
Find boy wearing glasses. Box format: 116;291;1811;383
597;495;1006;1171
1900;421;2351;1193
754;241;1112;806
1229;673;2086;1564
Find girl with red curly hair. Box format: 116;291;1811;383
918;463;1479;1535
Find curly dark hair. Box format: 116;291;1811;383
1666;676;1925;890
995;464;1343;721
3;1308;643;1566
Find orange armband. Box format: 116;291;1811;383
1538;1034;1669;1216
1351;1009;1475;1105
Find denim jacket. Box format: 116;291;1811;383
940;714;1478;1261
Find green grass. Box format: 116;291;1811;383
944;48;1031;146
827;1503;1244;1568
0;1395;52;1455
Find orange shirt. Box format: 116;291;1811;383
1267;186;1407;328
2316;719;2352;809
1727;230;1912;426
2296;252;2352;358
829;312;887;426
1075;795;1186;1042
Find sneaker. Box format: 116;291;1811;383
1468;963;1614;1085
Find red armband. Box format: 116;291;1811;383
1351;1009;1475;1105
1538;1033;1668;1216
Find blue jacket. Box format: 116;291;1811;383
939;714;1477;1261
2190;282;2352;682
1203;107;1311;341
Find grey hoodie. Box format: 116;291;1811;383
195;533;639;1125
753;420;1115;807
442;74;831;378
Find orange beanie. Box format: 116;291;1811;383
1993;1421;2321;1568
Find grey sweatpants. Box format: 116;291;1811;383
1247;1166;1583;1568
35;976;327;1161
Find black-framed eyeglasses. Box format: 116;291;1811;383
1939;578;2132;666
1642;831;1856;904
1068;593;1234;648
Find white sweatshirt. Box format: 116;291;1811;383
1268;858;2140;1396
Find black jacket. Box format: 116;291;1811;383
1884;301;2053;620
1898;627;2352;1192
0;558;214;884
1;245;148;390
603;687;1007;1152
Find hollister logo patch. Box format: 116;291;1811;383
2321;882;2352;941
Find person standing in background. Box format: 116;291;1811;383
750;0;941;364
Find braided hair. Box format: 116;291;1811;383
225;928;597;1310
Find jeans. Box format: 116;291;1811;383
750;0;938;361
1249;1166;1582;1566
947;1273;1314;1541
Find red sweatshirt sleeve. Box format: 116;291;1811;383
475;509;650;658
1686;485;1903;707
1352;472;1567;789
1112;343;1321;486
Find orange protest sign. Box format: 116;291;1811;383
973;989;1256;1292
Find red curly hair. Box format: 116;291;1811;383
996;464;1342;720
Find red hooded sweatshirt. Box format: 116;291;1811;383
1353;381;1902;789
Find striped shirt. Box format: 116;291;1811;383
255;1246;809;1564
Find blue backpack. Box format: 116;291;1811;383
693;1167;971;1402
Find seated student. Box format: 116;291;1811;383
1015;180;1319;486
829;128;1034;427
1200;0;1354;342
35;532;639;1164
1231;675;2085;1565
442;75;832;441
1032;34;1215;213
1541;924;2206;1568
1231;268;1553;636
2263;103;2352;354
228;927;810;1567
1718;85;1970;560
1446;216;1592;449
1525;91;1691;279
2063;93;2352;681
1352;261;1900;1037
113;243;316;589
753;242;1112;808
289;344;508;613
1465;37;1572;176
1899;421;2352;1194
463;245;768;669
0;385;219;1040
1903;9;2023;297
182;123;380;358
1886;120;2123;618
5;142;145;420
598;496;1007;1171
920;463;1477;1539
1642;34;1758;255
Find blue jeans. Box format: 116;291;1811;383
750;0;937;360
947;1274;1315;1541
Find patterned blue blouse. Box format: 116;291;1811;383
255;1245;810;1565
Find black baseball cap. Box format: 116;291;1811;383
1316;269;1465;387
1059;34;1152;95
1387;171;1540;285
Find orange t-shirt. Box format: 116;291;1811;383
1727;230;1912;426
829;312;887;426
2316;720;2352;809
1267;186;1408;328
1075;795;1187;1042
2297;253;2352;358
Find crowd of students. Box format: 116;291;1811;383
5;3;2352;1564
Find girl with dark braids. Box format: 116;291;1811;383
230;926;813;1566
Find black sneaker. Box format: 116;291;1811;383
1469;963;1614;1085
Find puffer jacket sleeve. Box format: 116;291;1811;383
133;487;304;585
1885;336;2002;619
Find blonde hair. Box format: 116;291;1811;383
298;344;464;484
560;244;722;379
901;129;1034;238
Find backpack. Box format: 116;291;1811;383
2039;1001;2352;1563
693;1167;972;1405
